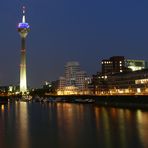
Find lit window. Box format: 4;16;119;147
105;76;107;79
137;88;141;93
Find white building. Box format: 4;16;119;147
58;61;89;94
65;61;80;86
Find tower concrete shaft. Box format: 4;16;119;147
20;37;27;93
18;7;30;94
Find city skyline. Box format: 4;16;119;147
0;1;148;87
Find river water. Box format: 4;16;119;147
0;101;148;148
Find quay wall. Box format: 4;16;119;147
46;94;148;109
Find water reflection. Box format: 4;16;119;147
117;109;127;148
0;104;5;147
136;110;148;147
15;102;30;148
94;106;147;148
1;105;5;112
56;103;78;147
0;102;148;148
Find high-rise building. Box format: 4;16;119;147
17;6;30;94
65;61;80;86
58;61;88;92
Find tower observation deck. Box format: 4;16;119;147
17;6;30;94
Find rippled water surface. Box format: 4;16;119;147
0;102;148;148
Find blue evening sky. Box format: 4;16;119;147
0;0;148;87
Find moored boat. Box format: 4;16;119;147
75;98;95;103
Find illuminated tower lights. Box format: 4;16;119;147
17;6;30;94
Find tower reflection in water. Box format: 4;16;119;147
15;102;30;148
0;105;5;147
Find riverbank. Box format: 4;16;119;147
6;94;148;110
45;94;148;110
93;95;148;110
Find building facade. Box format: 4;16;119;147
91;56;148;95
76;71;87;91
125;59;146;71
65;61;80;86
58;61;89;94
101;56;125;75
58;76;66;90
91;69;148;95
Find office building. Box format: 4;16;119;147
65;61;80;86
58;61;88;93
101;56;125;75
125;59;146;71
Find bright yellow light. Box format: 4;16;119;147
128;66;143;71
57;86;79;95
1;105;4;112
135;79;148;84
137;88;141;93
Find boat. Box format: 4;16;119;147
42;98;48;103
21;95;32;102
33;95;43;102
75;98;95;103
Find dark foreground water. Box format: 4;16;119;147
0;102;148;148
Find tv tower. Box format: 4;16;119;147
18;6;30;94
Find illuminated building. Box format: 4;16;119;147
102;56;147;74
17;7;30;94
91;72;109;94
58;77;66;90
65;61;80;86
76;71;87;90
102;56;125;75
58;61;89;94
92;56;148;94
107;69;148;93
91;69;148;95
57;86;79;95
125;59;146;71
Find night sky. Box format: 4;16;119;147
0;0;148;87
